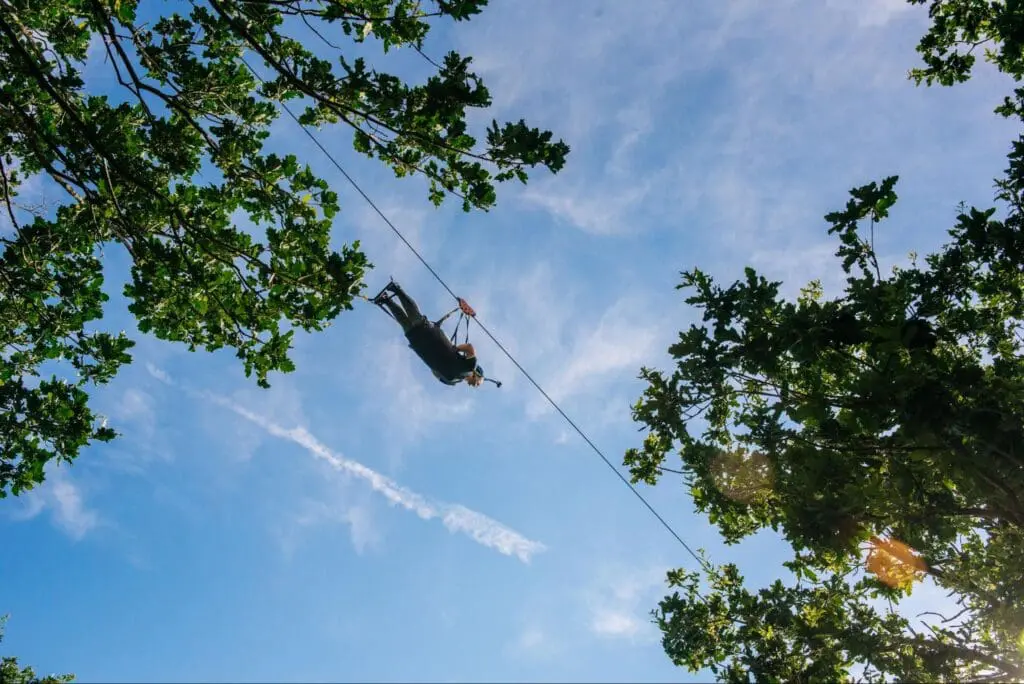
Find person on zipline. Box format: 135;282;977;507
373;280;485;387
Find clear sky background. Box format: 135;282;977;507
1;1;1017;682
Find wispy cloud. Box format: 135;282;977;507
113;388;156;431
349;197;435;277
525;295;666;418
520;176;655;236
456;1;703;237
48;476;101;539
516;626;547;651
505;624;563;660
458;0;1005;289
590;610;642;639
203;379;308;463
146;364;172;384
584;564;667;643
147;364;546;562
276;498;380;557
10;466;100;540
96;383;179;469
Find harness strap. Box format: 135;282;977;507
449;312;466;345
435;305;460;328
450;297;475;346
365;291;398;321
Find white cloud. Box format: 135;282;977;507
114;388;155;425
468;260;572;388
277;498;381;557
462;1;692;140
584;564;667;643
520;177;654;236
455;0;1006;289
145;364;171;384
341;329;478;473
342;504;378;554
439;504;542;561
233;404;543;562
107;388;159;453
10;466;100;541
748;240;850;300
590;610;642;639
516;626;546;651
450;259;674;431
504;622;565;661
526;295;665;418
48;475;100;540
211;378;307;463
10;491;46;522
99;382;185;468
454;1;700;237
147;365;546;563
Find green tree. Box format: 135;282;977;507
0;617;74;683
629;169;1024;681
0;0;569;497
626;1;1024;680
909;0;1024;117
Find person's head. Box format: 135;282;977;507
466;365;485;387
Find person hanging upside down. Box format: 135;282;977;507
373;280;486;387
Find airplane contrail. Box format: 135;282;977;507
147;364;546;562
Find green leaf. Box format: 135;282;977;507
627;10;1024;673
0;0;568;497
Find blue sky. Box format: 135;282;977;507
0;1;1018;682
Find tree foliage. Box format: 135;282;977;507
627;1;1024;680
909;0;1024;117
630;170;1024;681
0;0;569;497
0;617;74;684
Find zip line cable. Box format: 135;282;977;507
238;57;709;573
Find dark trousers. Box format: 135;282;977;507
381;282;427;333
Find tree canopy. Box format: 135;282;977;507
627;0;1024;680
0;0;569;497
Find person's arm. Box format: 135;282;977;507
455;343;475;357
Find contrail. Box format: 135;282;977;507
147;364;546;562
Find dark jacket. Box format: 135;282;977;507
405;321;477;384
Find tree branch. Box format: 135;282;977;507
0;157;23;237
206;0;513;168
